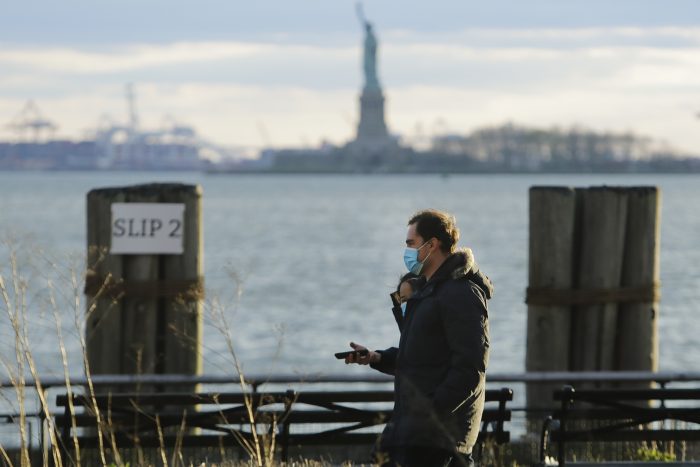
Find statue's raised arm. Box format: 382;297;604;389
355;2;366;26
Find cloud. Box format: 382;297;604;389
3;26;699;77
3;0;700;46
0;42;344;74
0;27;698;152
390;26;700;47
3;81;697;153
387;86;698;150
0;84;357;148
601;48;700;89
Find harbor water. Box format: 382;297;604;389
1;172;699;381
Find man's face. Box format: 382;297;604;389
406;223;429;262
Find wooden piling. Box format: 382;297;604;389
526;185;662;430
571;187;628;373
121;189;160;379
85;183;203;392
616;187;660;373
161;185;203;393
86;189;124;383
525;187;576;413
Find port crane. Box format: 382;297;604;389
5;100;58;142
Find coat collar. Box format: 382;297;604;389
422;248;494;299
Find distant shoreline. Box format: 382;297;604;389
2;168;700;175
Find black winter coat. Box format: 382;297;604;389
372;249;492;454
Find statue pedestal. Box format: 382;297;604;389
356;86;389;145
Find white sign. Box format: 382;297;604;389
110;203;185;254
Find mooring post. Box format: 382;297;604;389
121;188;160;383
86;189;124;393
525;187;576;423
526;185;661;432
85;183;203;393
617;187;660;375
570;187;628;373
161;185;203;393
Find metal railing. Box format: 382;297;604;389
5;370;700;390
3;371;700;463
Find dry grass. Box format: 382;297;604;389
0;241;352;467
0;241;531;467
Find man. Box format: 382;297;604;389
346;209;493;467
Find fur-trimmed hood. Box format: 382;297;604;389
430;248;494;300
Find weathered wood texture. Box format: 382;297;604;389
617;187;660;373
121;189;160;378
161;185;203;393
85;183;203;390
526;187;576;412
86;190;124;384
571;187;628;373
526;186;660;415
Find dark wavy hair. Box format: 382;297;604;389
396;272;420;294
390;272;421;306
408;209;460;254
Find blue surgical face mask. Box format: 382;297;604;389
400;302;407;316
403;241;430;275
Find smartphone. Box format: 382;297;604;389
334;349;369;359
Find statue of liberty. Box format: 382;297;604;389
353;3;390;147
356;3;380;90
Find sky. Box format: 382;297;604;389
1;0;699;153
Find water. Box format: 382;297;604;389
1;172;699;382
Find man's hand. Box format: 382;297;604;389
345;342;381;365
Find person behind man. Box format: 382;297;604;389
389;272;423;330
345;209;493;467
